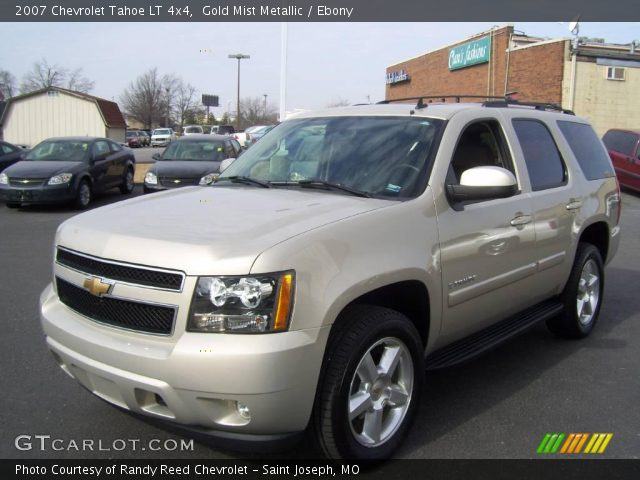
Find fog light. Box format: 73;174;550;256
237;402;251;420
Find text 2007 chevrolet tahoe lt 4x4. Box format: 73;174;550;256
40;99;621;459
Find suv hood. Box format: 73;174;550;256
56;186;391;275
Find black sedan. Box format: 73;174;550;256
0;137;135;209
0;140;28;172
143;134;241;193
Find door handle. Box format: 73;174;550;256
566;199;583;211
510;215;532;227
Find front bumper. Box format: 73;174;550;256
151;138;170;146
40;283;329;436
0;184;75;205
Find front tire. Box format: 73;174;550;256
547;243;604;339
74;180;92;210
120;168;134;194
313;305;423;460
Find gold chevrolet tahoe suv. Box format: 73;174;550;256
40;99;621;459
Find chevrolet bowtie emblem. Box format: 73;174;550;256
83;277;113;297
173;179;181;183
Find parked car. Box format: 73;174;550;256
144;134;242;193
151;128;177;147
0;136;135;209
39;100;620;459
183;125;204;136
125;131;143;148
234;125;264;147
0;140;28;172
138;131;150;147
602;128;640;192
246;124;276;146
211;125;235;135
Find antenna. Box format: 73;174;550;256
568;14;580;34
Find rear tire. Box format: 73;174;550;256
74;180;92;210
120;168;134;194
547;243;604;339
313;305;423;460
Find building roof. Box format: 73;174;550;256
0;86;126;128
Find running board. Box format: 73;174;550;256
425;300;563;370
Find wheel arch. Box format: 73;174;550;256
330;280;431;348
578;221;609;263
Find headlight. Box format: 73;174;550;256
199;173;218;185
188;271;294;333
144;171;158;185
48;173;73;185
0;173;7;185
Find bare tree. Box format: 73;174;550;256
239;96;278;128
19;59;94;94
121;68;179;128
173;81;198;128
0;70;16;99
66;67;95;93
326;97;350;108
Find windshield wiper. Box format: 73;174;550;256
296;180;371;198
215;176;272;188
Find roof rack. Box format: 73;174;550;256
481;99;575;115
378;95;506;109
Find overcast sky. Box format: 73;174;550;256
1;22;638;116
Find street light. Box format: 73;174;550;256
263;94;268;119
228;53;250;129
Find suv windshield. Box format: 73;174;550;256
219;116;442;199
161;140;226;161
184;126;203;134
154;129;171;135
26;140;90;162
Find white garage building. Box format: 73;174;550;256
0;87;126;147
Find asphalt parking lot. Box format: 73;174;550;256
0;186;639;460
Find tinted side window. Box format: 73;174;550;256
602;130;637;156
92;141;110;158
512;120;566;191
109;141;123;153
558;121;615;181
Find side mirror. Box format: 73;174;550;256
447;166;518;203
219;157;236;173
152;153;161;161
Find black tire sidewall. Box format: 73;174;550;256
560;243;605;337
319;307;423;459
75;181;91;210
121;168;134;194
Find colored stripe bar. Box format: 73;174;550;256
598;434;613;453
584;434;598;453
574;433;589;453
590;433;606;453
560;433;576;454
550;433;565;453
537;434;552;454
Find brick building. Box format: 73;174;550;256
385;25;640;135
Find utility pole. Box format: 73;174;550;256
263;94;268;119
228;53;250;129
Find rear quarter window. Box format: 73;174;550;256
558;121;615;181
